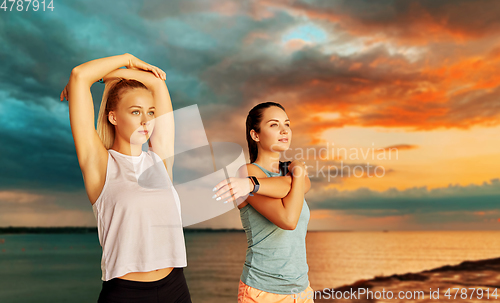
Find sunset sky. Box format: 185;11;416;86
1;0;499;230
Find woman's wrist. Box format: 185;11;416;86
292;175;306;183
73;53;133;85
103;67;163;88
290;162;307;180
291;170;307;179
123;53;134;68
248;177;255;192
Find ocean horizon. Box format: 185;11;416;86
1;230;499;302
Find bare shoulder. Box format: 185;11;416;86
237;163;268;178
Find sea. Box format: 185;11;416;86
0;231;499;303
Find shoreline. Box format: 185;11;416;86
315;257;500;302
0;227;358;234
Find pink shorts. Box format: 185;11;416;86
238;279;315;303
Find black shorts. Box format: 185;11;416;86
97;267;192;303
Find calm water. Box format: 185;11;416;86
0;231;499;302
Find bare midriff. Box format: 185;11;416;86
116;267;174;282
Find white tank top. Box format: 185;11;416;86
92;147;187;281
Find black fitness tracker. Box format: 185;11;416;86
247;176;260;196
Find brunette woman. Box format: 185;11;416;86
213;102;315;302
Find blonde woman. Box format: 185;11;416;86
60;53;191;302
213;102;315;302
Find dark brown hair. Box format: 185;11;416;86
245;102;286;163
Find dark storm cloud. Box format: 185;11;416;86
282;0;500;42
194;0;500;132
0;1;250;192
204;36;500;132
1;0;499;221
0;14;87;110
203;44;424;104
0;97;81;191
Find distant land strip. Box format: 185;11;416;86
0;227;351;234
0;227;247;234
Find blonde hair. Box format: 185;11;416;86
96;77;150;149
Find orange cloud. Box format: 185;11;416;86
200;0;500;148
284;39;309;52
377;144;418;152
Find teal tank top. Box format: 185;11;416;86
239;162;310;295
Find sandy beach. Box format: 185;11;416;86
314;257;500;302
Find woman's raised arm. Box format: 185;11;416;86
101;68;175;180
64;53;134;170
61;54;166;206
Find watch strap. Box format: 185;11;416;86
247;176;260;196
247;176;255;196
250;176;260;194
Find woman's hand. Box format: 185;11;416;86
212;177;253;204
60;84;69;102
127;55;166;80
288;160;308;179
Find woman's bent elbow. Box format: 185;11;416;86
282;219;298;230
70;67;82;80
